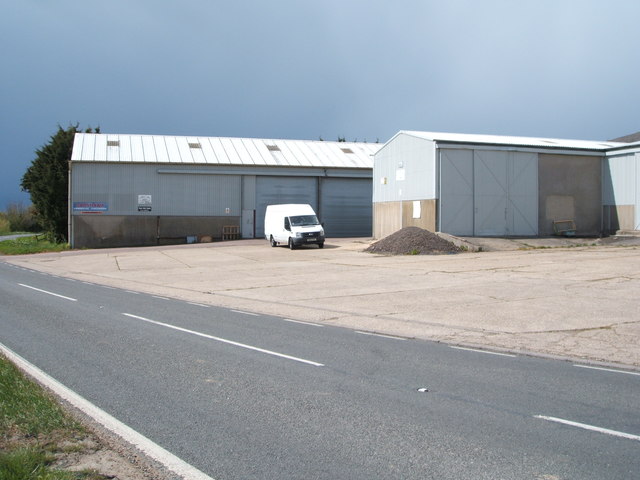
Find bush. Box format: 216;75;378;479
0;215;10;235
5;202;39;232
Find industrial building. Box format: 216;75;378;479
373;131;640;239
69;134;379;248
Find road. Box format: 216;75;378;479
1;261;638;479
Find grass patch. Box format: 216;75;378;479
0;236;69;255
0;355;101;479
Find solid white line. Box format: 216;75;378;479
0;343;215;480
574;365;640;376
122;313;324;367
355;331;406;340
450;346;516;357
535;415;640;442
282;318;324;327
18;283;77;302
231;310;259;316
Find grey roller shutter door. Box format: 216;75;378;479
319;178;372;237
255;176;317;238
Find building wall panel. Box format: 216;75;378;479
374;133;436;203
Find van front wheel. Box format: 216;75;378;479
288;238;296;250
270;236;277;247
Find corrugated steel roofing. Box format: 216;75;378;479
71;133;379;169
399;131;626;151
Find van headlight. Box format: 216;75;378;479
295;232;303;238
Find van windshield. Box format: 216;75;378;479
290;215;320;227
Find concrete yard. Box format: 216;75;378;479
4;235;640;368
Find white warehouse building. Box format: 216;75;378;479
373;131;640;239
70;133;380;248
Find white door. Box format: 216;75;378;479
439;149;474;235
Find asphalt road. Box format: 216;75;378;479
1;261;639;479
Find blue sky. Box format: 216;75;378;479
2;0;639;210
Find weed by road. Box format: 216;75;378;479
0;236;69;255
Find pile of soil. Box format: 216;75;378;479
365;227;461;255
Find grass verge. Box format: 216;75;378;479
0;354;104;479
0;236;69;255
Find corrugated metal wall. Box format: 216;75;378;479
71;164;241;216
373;133;437;203
603;152;640;230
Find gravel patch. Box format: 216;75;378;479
364;227;461;255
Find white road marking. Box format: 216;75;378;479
122;313;324;367
0;343;215;480
450;346;516;357
125;290;140;295
355;331;407;340
18;283;77;302
152;295;170;300
574;364;640;376
282;318;324;327
231;309;259;316
187;302;210;308
535;415;640;442
102;285;116;290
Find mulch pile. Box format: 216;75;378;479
365;226;461;255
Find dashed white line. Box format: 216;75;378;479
0;343;214;480
187;302;210;308
18;284;77;302
535;415;640;442
152;295;170;300
450;346;516;357
356;331;406;340
282;318;324;327
125;290;140;295
122;313;324;367
573;365;640;376
231;310;259;316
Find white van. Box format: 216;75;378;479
264;204;325;249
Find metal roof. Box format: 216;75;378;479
71;133;379;169
397;131;626;151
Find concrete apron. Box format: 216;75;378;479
5;237;640;369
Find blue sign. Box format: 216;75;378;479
73;202;108;212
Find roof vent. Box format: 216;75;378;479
188;142;201;149
341;148;354;154
107;140;120;147
266;145;280;152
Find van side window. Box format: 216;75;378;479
284;217;290;231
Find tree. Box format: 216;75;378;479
21;124;98;242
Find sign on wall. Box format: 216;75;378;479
73;202;108;213
137;194;152;212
